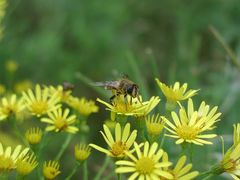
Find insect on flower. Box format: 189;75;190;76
93;75;141;104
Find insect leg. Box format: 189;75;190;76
124;94;128;110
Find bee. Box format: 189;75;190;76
93;75;141;104
62;82;75;91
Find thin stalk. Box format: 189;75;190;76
160;131;166;148
94;156;110;180
202;173;216;180
83;161;88;180
117;174;122;180
189;143;193;163
16;174;25;180
55;133;73;161
65;162;81;180
209;25;240;71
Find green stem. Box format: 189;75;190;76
65;162;81;180
16;174;25;180
202;173;217;180
0;173;8;180
55;133;73;161
136;117;146;141
189;143;193;163
83;161;88;180
117;174;121;180
160;130;166;148
94;156;110;180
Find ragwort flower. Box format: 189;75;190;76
90;123;137;158
22;84;60;117
162;153;199;180
0;143;29;172
163;107;217;145
115;142;173;180
41;108;78;133
47;85;72;103
74;144;91;162
43;160;60;180
97;95;160;117
0;94;25;120
155;79;199;103
14;80;33;94
25;127;43;145
145;114;165;136
67;96;99;116
16;153;38;176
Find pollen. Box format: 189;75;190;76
111;141;127;156
136;157;154;174
0;156;15;171
30;101;48;115
54;118;67;130
176;125;199;140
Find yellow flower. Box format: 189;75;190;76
5;60;18;73
22;84;61;117
90;123;137;158
0;0;7;39
146;114;165;136
0;84;6;95
0;143;29;172
155;79;199;103
219;123;240;179
74;144;91;162
41;108;79;133
162;153;199;180
97;95;160;117
47;85;72;103
185;98;221;130
115;142;173;179
25;127;43;145
233;123;240;146
104;119;117;131
67;96;99;116
14;80;34;94
0;94;25;120
43;160;61;180
16;153;38;176
163;108;217;145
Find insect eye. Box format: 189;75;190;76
127;86;134;94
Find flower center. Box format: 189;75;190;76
0;155;15;171
176;125;199;140
136;157;154;174
31;101;48;115
111;141;127;156
54;118;68;130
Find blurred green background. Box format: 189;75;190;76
1;0;240;179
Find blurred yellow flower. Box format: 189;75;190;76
115;142;173;180
155;79;199;103
41;108;78;133
90;123;137;158
185;98;221;130
163;108;217;145
47;85;72;103
0;0;7;39
16;153;38;176
74;144;91;162
0;142;29;172
104;119;117;131
97;95;160;117
43;160;60;180
67;96;99;116
162;153;199;180
22;84;60;117
14;80;34;94
0;84;6;95
0;94;25;120
146;114;165;136
25;127;43;145
5;60;18;73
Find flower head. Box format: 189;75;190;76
97;95;160;117
0;94;25;120
14;80;33;94
219;123;240;179
185;98;221;130
155;79;199;103
90;123;137;158
163;107;217;145
146;114;165;136
16;153;38;176
0;84;6;95
0;143;29;172
5;60;18;73
162;153;199;180
67;96;99;116
116;142;173;179
0;0;7;39
74;144;91;162
25;127;43;145
22;84;60;117
41;108;79;133
43;160;61;180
